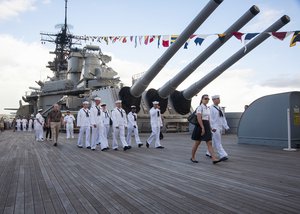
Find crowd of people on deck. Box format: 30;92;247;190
7;94;230;164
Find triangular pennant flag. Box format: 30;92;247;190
157;35;161;48
149;35;155;43
162;35;170;47
290;31;300;47
244;33;259;52
144;35;149;45
130;36;133;42
104;37;108;45
271;31;291;41
122;37;127;43
170;35;179;45
232;32;244;42
139;36;143;45
134;36;138;48
184;35;197;49
194;37;205;46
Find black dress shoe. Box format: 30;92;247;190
138;143;143;148
53;143;57;147
86;146;91;149
101;148;108;151
123;146;129;151
190;158;199;163
146;141;149;148
156;146;164;149
206;154;212;158
212;160;221;164
127;146;132;149
219;157;228;162
92;148;95;151
113;148;118;151
77;145;83;148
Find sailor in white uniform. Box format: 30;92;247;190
126;105;143;148
111;100;130;151
16;117;22;131
34;109;44;141
21;117;28;131
90;97;109;151
101;103;111;141
28;116;33;132
77;101;91;149
207;95;229;161
146;101;164;149
64;110;75;139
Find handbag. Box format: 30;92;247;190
187;110;198;125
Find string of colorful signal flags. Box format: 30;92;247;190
73;31;300;48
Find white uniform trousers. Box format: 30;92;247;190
35;124;43;141
78;126;90;148
28;122;33;132
17;124;21;131
126;126;142;146
66;123;74;139
91;124;101;149
207;127;228;158
23;124;27;131
147;126;161;148
112;125;128;149
103;125;110;139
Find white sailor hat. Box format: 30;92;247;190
115;100;122;104
101;103;106;106
38;109;43;112
152;101;159;105
131;105;136;108
211;95;220;100
94;97;101;101
83;101;89;105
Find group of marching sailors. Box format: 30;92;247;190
76;97;164;151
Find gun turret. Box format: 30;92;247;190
119;0;223;112
170;15;290;115
158;5;260;99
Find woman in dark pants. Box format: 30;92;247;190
191;94;220;164
45;115;52;141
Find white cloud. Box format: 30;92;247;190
0;0;36;21
0;34;52;114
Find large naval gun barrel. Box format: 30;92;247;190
119;0;223;112
158;5;260;99
171;15;290;115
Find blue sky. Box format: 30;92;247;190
0;0;299;114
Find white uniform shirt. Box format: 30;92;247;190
111;107;127;128
196;104;210;121
77;108;91;127
28;119;33;125
35;113;45;126
16;119;21;125
210;105;229;130
90;105;104;126
21;119;28;125
102;110;111;125
127;112;138;128
149;107;163;127
64;114;75;124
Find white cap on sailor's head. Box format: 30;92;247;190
131;105;136;108
83;101;89;105
101;103;106;106
115;100;122;104
94;97;101;101
38;109;43;112
211;95;220;100
152;101;159;105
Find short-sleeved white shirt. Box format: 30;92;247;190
196;104;210;121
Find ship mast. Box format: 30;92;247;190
40;0;74;79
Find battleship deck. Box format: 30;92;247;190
0;131;299;214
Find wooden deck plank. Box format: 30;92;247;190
0;131;300;214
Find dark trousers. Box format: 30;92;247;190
46;127;52;139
